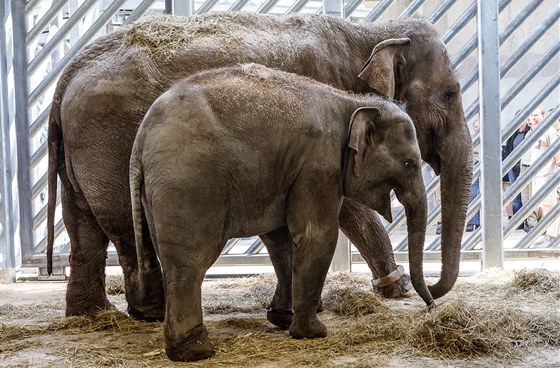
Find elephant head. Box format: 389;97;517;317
358;22;473;299
344;106;433;307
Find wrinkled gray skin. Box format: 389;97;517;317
130;64;431;362
47;12;472;321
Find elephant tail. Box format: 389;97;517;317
46;99;63;275
130;140;146;298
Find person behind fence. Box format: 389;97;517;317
527;106;560;247
466;119;480;232
518;114;535;232
503;113;531;228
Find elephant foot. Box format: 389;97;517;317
127;305;165;322
289;314;327;339
166;325;215;362
371;265;413;298
266;301;324;329
65;299;116;317
266;307;294;329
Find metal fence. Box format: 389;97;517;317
0;0;558;281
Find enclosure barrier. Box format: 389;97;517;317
0;0;558;281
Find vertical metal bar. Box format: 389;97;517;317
322;0;343;17
0;1;16;283
10;0;34;260
172;0;194;15
477;0;503;269
330;231;351;272
164;0;172;14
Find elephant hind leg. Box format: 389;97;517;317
161;251;219;362
155;220;223;361
105;208;164;322
111;230;165;322
61;187;114;317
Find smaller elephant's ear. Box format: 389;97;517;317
358;38;411;99
348;107;381;177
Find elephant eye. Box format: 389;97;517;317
403;160;415;169
442;89;458;106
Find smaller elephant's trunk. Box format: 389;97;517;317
398;186;434;308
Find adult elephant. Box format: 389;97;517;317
47;12;472;322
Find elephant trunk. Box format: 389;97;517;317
398;184;433;308
429;126;473;299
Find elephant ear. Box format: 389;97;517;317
358;38;411;99
348;107;381;178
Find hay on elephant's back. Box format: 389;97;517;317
119;13;253;60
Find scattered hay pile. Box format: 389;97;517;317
0;270;8;284
105;275;125;295
410;300;559;358
510;268;560;293
1;269;559;366
322;271;385;317
203;273;277;314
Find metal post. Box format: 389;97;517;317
477;0;503;268
330;230;351;272
322;0;344;18
11;0;34;261
0;0;16;283
172;0;194;16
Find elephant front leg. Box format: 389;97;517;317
339;198;413;298
289;224;338;339
286;186;340;339
260;227;294;329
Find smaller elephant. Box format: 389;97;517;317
130;64;433;362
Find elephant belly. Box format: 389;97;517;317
227;195;288;239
